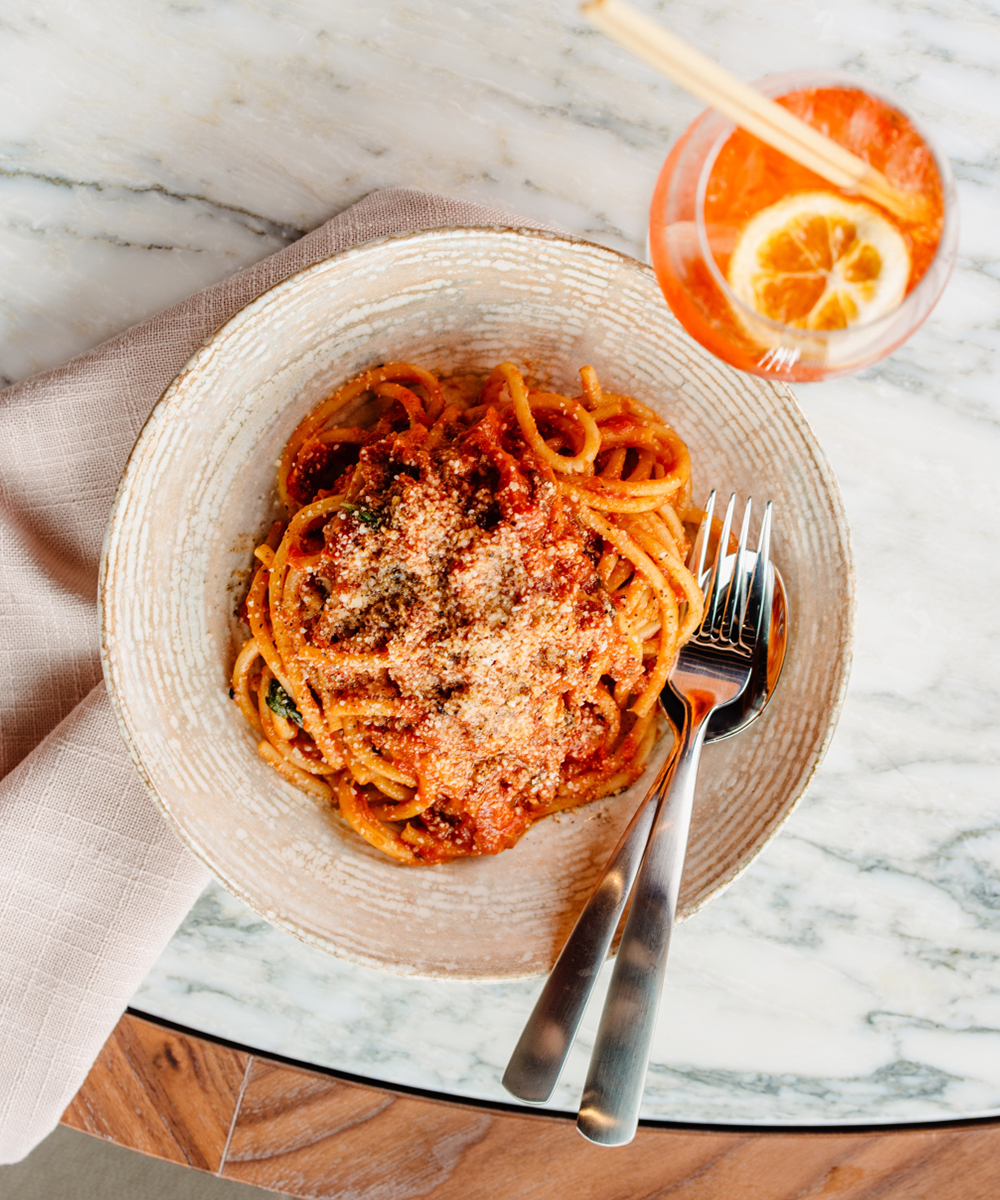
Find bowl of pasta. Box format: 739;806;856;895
101;226;853;980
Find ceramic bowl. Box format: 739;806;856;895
101;226;853;980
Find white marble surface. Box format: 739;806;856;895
4;0;1000;1125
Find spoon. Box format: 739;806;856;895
502;554;786;1105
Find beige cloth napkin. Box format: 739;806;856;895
0;187;550;1163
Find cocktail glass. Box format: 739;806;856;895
649;70;958;381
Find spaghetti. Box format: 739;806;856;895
232;361;703;864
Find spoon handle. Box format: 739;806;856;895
576;712;710;1145
501;751;674;1103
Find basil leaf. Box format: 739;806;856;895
341;501;383;529
266;679;304;727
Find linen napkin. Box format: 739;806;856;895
0;187;551;1163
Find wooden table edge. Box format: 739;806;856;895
60;1010;1000;1199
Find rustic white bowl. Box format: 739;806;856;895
101;226;853;980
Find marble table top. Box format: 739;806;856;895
5;0;999;1127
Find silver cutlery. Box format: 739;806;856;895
502;494;775;1145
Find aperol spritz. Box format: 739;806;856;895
649;71;957;381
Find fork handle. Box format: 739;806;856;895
577;710;711;1146
501;768;666;1103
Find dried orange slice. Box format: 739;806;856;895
727;191;911;331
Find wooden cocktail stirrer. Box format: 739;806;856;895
582;0;929;225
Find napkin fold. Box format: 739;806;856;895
0;187;550;1163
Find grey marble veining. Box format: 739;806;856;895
4;0;1000;1125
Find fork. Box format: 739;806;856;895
503;496;773;1117
575;493;772;1145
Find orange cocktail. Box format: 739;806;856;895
649;71;957;380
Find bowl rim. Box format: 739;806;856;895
99;222;855;979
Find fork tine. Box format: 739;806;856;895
689;490;716;583
743;501;774;644
704;493;736;634
721;498;753;642
757;500;773;572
